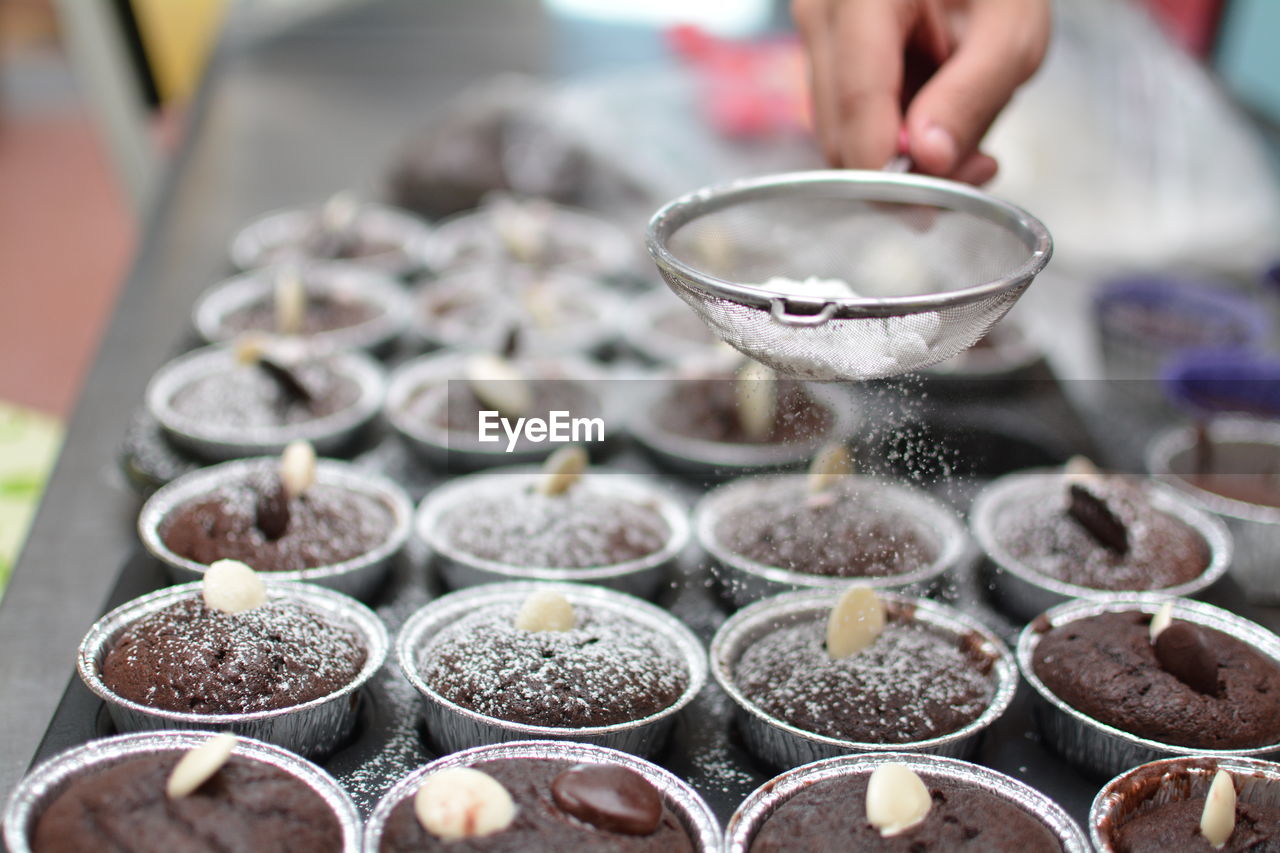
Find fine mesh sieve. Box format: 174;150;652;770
645;170;1052;380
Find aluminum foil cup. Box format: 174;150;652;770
192;262;412;355
695;474;969;610
137;456;413;601
621;288;722;365
384;350;609;471
710;589;1018;770
395;582;708;757
629;379;860;477
363;740;721;852
1090;755;1280;851
726;751;1089;853
4;731;362;853
1147;418;1280;604
423;201;636;277
415;465;689;598
145;343;385;461
77;581;389;758
229;202;432;278
970;468;1232;623
408;265;622;357
1093;276;1268;383
1017;595;1280;780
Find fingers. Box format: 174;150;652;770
905;0;1050;176
793;0;841;164
830;0;912;169
951;151;999;185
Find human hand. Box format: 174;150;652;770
792;0;1051;183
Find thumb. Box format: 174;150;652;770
904;0;1048;176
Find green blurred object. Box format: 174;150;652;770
0;404;63;600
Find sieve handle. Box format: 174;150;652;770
769;298;838;327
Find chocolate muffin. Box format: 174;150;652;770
1032;611;1280;750
31;751;343;853
656;376;833;445
415;272;608;353
417;602;689;728
435;485;668;569
734;603;997;743
1182;472;1280;510
160;477;395;572
990;474;1210;591
1112;797;1280;852
102;597;366;714
167;358;359;430
378;759;694;852
221;291;379;337
713;479;936;578
749;771;1063;852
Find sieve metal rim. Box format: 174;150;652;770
645;170;1053;322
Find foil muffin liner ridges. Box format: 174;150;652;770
970;468;1232;622
192;262;412;355
1147;418;1280;605
1016;595;1280;780
77;581;389;758
145;343;386;462
3;730;362;853
1090;755;1280;852
414;464;689;598
710;588;1018;770
137;456;413;602
695;473;970;610
395;582;707;758
725;751;1089;852
363;739;721;852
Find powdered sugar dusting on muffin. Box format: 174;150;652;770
735;618;993;743
438;486;668;569
419;603;689;728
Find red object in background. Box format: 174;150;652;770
1139;0;1225;57
667;24;811;139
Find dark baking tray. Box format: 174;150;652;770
31;367;1280;834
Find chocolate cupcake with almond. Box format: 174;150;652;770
4;732;361;853
365;741;721;852
395;583;706;757
77;561;388;757
630;357;858;475
971;457;1230;622
415;447;688;597
410;265;620;357
727;752;1088;852
138;441;412;600
230;193;432;277
696;444;968;608
146;339;384;461
1019;596;1280;778
193;262;410;355
711;586;1017;770
1090;756;1280;852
